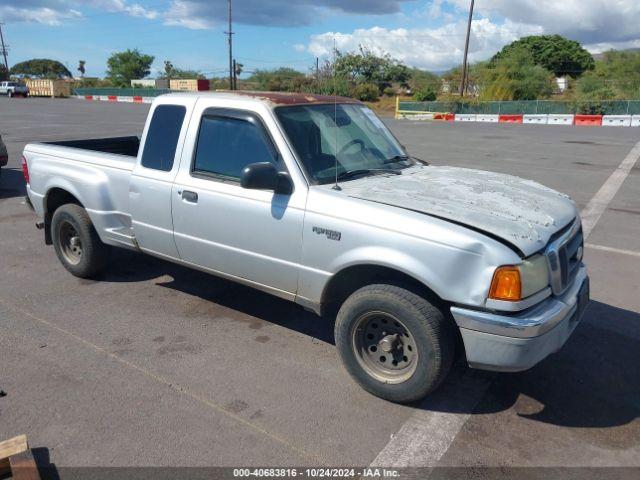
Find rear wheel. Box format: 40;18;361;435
51;204;110;278
335;284;454;403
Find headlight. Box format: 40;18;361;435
489;254;550;302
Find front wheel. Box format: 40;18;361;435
335;284;454;403
51;204;110;278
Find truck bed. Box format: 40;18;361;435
46;136;140;157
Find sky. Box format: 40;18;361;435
1;0;640;78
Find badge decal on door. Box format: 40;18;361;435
312;226;342;241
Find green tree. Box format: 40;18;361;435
164;60;174;79
587;50;640;99
106;49;154;87
480;46;555;100
170;68;205;79
333;46;410;90
408;68;440;94
77;60;86;78
10;59;72;78
493;35;594;78
248;67;305;91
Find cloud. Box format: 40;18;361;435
164;0;414;29
306;19;543;71
443;0;640;45
0;3;81;25
0;0;158;25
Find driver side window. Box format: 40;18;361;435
193;115;279;181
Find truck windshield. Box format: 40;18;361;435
275;104;414;184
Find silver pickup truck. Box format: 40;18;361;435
23;92;589;403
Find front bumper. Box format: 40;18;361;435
451;265;589;372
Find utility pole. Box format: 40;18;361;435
459;0;475;97
225;0;234;90
233;59;237;90
0;23;9;72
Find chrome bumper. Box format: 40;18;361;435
451;265;589;372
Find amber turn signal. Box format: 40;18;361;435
489;266;522;301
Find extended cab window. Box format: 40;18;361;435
141;105;186;171
193;115;278;180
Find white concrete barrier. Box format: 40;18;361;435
547;114;574;125
523;114;548;125
99;95;110;101
455;114;477;122
118;96;134;103
476;114;499;123
632;116;640;127
602;115;632;127
404;113;435;121
142;97;154;104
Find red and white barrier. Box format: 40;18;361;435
574;115;603;126
602;115;632;127
455;114;477;122
499;114;523;124
477;114;499;123
523;114;548;125
547;114;574;125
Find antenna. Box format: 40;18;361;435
332;37;342;191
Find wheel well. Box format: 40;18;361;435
43;188;82;245
321;265;445;318
320;264;465;359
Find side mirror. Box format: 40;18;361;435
241;162;293;195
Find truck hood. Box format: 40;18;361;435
338;165;578;257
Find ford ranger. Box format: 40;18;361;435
22;92;590;403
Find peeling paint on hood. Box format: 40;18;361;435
338;165;578;257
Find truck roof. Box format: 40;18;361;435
163;90;362;107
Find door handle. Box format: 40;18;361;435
181;190;198;203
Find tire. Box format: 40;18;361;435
335;284;454;404
51;204;110;278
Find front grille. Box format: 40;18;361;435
547;221;583;295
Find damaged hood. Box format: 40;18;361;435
338;165;578;257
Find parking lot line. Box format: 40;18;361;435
370;373;490;468
0;297;324;465
586;243;640;258
581;140;640;239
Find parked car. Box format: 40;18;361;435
0;134;7;174
22;92;589;403
0;81;29;97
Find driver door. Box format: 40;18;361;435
171;104;306;296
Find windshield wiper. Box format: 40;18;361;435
336;168;402;181
385;154;429;166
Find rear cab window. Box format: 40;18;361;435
141;104;187;171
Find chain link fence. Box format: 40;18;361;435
72;88;172;97
399;100;640;116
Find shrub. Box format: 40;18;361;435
383;86;396;97
413;87;437;102
352;83;380;102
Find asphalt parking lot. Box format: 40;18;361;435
0;97;639;475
